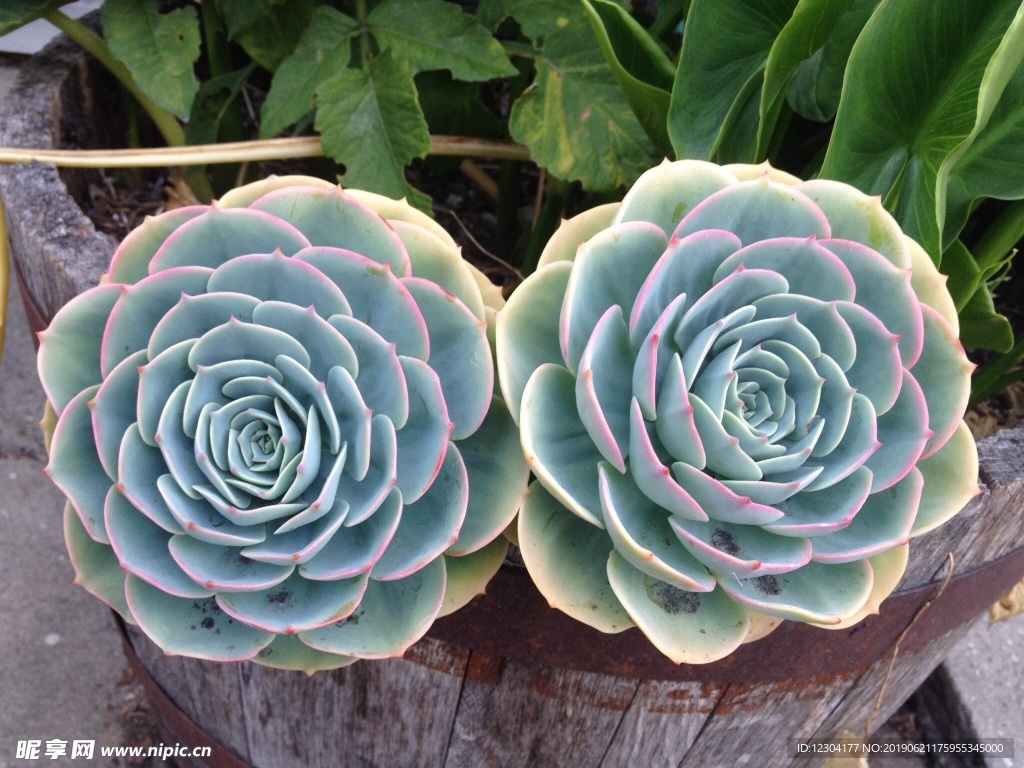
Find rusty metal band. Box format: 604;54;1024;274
118;622;251;768
426;544;1024;684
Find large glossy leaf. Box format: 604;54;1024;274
0;0;65;35
959;283;1014;353
581;0;674;156
819;0;1024;260
786;0;880;122
756;0;853;158
940;48;1024;253
259;7;359;139
213;0;318;72
315;50;431;210
102;0;201;121
668;0;798;162
509;26;656;190
367;0;515;81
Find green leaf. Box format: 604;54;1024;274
819;0;1024;260
581;0;674;156
757;0;853;158
0;0;66;35
941;40;1024;252
315;50;432;211
509;27;657;191
648;0;688;44
186;66;255;146
941;239;984;313
782;0;880;121
259;7;359;139
368;0;516;81
970;333;1024;407
478;0;590;38
959;282;1014;353
214;0;318;71
416;71;505;138
668;0;798;161
101;0;201;122
786;0;880;122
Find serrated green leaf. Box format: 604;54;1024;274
509;28;656;190
260;7;359;139
819;0;1024;260
101;0;201;121
478;0;588;38
959;282;1014;353
581;0;673;156
368;0;516;81
786;0;880;122
668;0;798;162
186;65;255;146
315;50;432;211
757;0;853;158
214;0;318;71
941;36;1024;252
0;0;65;35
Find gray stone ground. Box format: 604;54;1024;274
2;22;150;765
0;253;145;768
1;17;1023;767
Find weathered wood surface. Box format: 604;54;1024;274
7;29;1024;768
239;638;468;768
444;656;639;767
128;623;252;763
599;680;725;768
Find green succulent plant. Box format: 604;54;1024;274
497;159;980;664
38;175;528;672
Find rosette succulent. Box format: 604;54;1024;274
39;176;528;672
498;160;979;664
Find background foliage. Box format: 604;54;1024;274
2;0;1024;401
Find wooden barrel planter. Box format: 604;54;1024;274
4;29;1024;768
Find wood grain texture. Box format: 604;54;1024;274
599;680;726;768
801;627;974;768
443;658;638;768
677;672;861;767
126;624;252;762
240;637;467;768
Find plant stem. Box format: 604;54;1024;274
44;11;186;148
495;160;522;261
972;199;1024;272
0;135;533;167
521;177;571;276
199;0;246;196
355;0;369;63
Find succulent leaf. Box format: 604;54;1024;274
40;176;526;669
498;159;977;663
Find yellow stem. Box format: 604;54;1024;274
0;136;532;169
